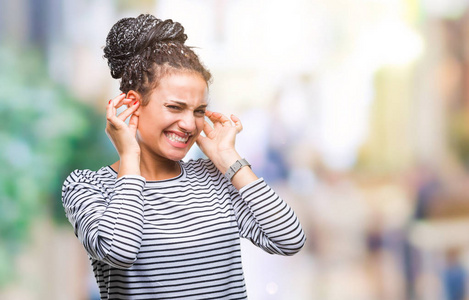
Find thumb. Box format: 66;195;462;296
196;134;207;145
128;114;139;135
196;134;211;150
196;135;210;156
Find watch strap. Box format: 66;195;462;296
225;158;251;181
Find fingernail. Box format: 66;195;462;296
134;101;138;105
121;93;125;95
108;100;112;104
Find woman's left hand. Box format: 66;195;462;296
196;111;243;173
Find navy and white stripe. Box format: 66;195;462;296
62;158;305;299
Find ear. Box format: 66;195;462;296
125;90;142;103
125;90;143;115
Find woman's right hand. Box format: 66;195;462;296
105;93;141;158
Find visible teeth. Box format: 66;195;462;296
166;133;189;143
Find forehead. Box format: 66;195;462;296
153;71;208;101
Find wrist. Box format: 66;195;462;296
117;154;141;178
119;151;140;159
225;158;251;181
213;150;242;174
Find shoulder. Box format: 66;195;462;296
62;166;115;195
64;166;114;184
181;158;218;174
181;158;227;182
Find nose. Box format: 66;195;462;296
178;111;197;133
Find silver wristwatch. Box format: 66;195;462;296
225;158;251;181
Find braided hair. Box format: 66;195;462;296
103;14;211;105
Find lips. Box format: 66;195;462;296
164;131;190;144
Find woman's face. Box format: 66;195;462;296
136;72;208;162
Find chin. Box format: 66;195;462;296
166;155;186;162
163;149;190;162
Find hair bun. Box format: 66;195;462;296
103;14;187;79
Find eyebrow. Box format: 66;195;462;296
168;100;208;109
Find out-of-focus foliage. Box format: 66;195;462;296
0;45;116;286
449;110;469;168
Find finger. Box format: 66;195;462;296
115;98;133;109
202;120;214;137
212;112;232;130
204;111;217;128
117;101;140;121
207;111;231;125
107;93;126;123
106;100;120;126
196;134;207;149
204;111;220;129
114;96;133;110
108;93;126;107
231;114;243;133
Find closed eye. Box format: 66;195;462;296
195;109;206;116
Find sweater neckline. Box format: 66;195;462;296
105;161;186;186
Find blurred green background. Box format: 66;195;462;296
3;0;469;299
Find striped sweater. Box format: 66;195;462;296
62;158;306;299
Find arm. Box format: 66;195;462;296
196;111;258;190
61;93;144;268
197;111;306;255
231;178;306;255
62;169;146;268
105;92;141;178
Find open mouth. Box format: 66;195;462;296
164;131;190;144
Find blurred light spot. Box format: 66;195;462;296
288;167;317;196
1;197;20;224
358;19;425;66
5;139;31;168
422;0;468;19
265;282;278;295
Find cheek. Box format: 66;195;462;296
137;109;154;126
195;118;205;132
139;110;167;129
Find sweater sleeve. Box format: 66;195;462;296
61;169;146;269
230;178;306;256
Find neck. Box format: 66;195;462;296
110;151;181;181
139;150;181;181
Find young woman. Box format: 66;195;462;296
62;14;305;299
